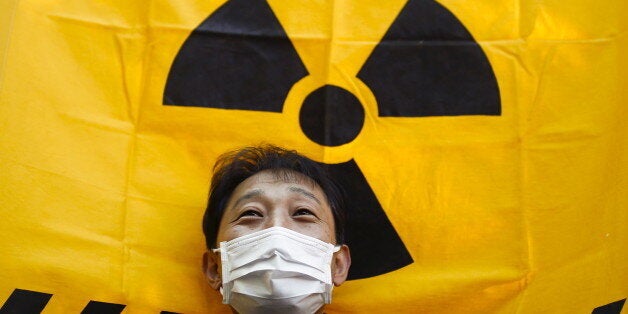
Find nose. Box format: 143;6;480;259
264;208;292;230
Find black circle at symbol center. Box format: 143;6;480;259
299;85;365;147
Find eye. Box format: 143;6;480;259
237;209;262;219
293;208;316;217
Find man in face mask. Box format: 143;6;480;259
202;145;351;314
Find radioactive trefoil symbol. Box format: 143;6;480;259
163;0;500;280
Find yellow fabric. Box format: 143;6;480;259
0;0;626;313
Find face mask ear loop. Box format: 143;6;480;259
322;245;342;304
212;243;233;304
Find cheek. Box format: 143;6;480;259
293;221;334;243
316;213;336;243
216;223;261;243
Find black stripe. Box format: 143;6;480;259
592;298;626;314
81;301;125;314
0;289;52;314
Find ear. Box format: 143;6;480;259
203;251;222;290
331;244;351;286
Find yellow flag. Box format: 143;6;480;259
1;0;626;313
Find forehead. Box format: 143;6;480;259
230;169;326;199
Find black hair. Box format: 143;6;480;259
202;144;346;248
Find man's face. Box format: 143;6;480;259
215;169;337;244
203;169;351;300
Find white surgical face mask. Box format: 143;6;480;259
212;227;341;314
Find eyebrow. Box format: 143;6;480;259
288;186;321;205
231;189;264;210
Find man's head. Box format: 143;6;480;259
202;145;351;311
